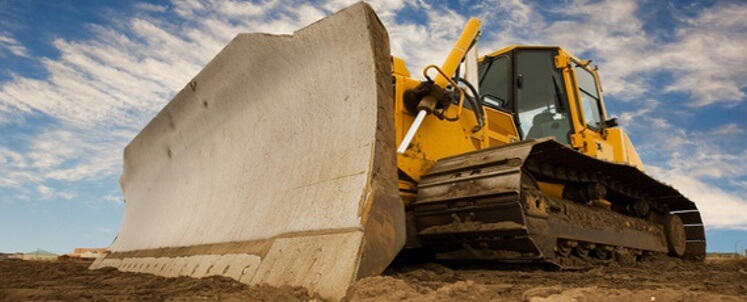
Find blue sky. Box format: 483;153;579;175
1;0;745;255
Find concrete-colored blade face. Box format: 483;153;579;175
90;3;405;300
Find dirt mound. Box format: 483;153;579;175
349;258;747;301
0;260;312;301
527;287;744;302
2;258;746;301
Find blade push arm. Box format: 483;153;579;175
397;17;482;153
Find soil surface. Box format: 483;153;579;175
1;258;746;301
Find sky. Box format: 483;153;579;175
0;0;746;255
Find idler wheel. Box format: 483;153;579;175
663;214;686;257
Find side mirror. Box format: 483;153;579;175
603;117;618;128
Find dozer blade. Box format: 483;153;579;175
90;3;405;300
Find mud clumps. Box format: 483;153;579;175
420;221;523;235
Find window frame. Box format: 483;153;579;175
572;63;605;131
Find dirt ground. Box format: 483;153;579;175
1;257;746;301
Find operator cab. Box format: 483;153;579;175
478;46;604;146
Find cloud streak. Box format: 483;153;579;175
0;33;28;58
659;3;747;106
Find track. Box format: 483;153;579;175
409;138;705;264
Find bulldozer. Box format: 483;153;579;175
91;3;705;300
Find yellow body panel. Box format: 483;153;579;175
392;19;519;182
537;182;564;199
393;70;519;182
606;128;644;169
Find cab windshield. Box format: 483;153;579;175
480;49;571;144
515;50;571;144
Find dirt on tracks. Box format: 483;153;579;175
1;257;746;301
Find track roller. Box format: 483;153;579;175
556;239;576;257
574;242;595;260
594;245;614;260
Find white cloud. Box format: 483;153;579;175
36;184;53;196
57;191;77;200
633;120;747;181
709;123;743;135
28;130;78;169
324;0;407;17
658;3;747;106
215;1;263;17
0;146;27;168
371;1;477;78
617;99;658;127
649;166;747;230
621;100;747;230
99;227;113;233
0;147;38;188
102;193;124;204
0;33;28;57
133;3;167;13
35;184;76;200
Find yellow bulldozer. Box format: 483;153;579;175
91;3;705;300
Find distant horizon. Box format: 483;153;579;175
1;247;107;254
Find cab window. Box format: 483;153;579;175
515;50;571;144
575;66;603;129
478;55;510;110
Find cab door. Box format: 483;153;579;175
569;64;615;161
512;49;574;145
